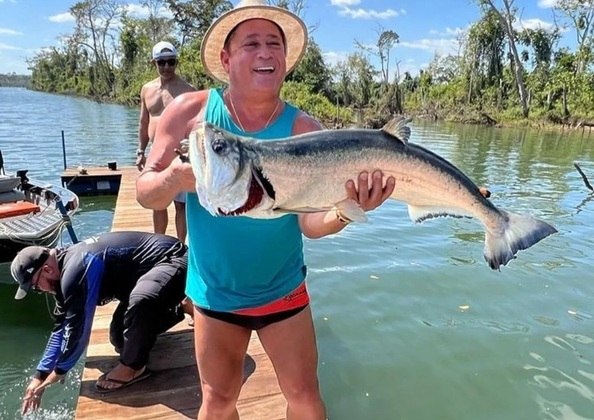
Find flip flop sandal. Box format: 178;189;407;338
95;368;152;393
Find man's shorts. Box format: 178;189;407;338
195;282;310;330
174;192;186;204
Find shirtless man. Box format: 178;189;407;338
136;41;194;241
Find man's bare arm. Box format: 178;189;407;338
138;85;150;153
136;91;206;210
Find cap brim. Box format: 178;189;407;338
14;287;28;300
153;53;177;60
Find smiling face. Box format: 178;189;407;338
221;19;287;94
155;58;177;80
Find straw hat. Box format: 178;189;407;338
200;0;308;84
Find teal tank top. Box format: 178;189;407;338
185;88;306;311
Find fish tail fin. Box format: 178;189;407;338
484;210;557;270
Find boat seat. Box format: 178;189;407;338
0;201;40;219
0;190;26;204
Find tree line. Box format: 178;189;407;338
24;0;594;128
0;73;30;87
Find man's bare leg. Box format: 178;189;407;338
174;201;187;242
153;209;168;234
258;306;326;420
193;308;251;420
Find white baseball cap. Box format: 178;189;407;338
152;41;178;60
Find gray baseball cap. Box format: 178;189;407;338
11;246;50;300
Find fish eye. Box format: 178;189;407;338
212;138;228;155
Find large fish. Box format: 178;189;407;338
186;117;557;270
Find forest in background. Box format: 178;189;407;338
0;73;30;87
12;0;594;128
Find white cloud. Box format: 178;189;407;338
0;28;22;36
397;61;421;77
330;0;361;5
323;51;349;66
399;38;459;56
338;7;399;19
124;3;172;19
537;0;558;8
445;27;465;36
429;26;467;38
49;13;75;23
0;42;19;50
330;0;401;20
0;54;31;74
125;3;148;17
514;18;556;32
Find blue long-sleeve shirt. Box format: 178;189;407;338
34;232;186;379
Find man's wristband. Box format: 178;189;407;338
136;149;145;156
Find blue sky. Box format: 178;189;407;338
0;0;573;77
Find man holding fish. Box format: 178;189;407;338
136;1;394;418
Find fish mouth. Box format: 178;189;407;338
218;167;275;216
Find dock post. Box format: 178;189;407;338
56;200;79;244
61;130;67;170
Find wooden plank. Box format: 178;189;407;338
62;166;122;177
76;166;285;419
61;166;123;196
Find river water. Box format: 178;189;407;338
1;87;593;419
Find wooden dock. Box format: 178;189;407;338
61;166;123;196
75;167;286;419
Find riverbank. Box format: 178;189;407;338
407;104;594;135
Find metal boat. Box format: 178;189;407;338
0;154;79;263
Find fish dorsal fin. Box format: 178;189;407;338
382;116;411;144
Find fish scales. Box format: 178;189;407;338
188;116;557;270
250;130;498;220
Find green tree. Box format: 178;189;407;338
518;27;560;110
377;29;399;85
478;0;530;117
464;10;506;105
140;0;173;43
554;0;594;73
69;0;123;98
288;38;331;94
165;0;232;44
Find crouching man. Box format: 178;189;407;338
11;231;190;415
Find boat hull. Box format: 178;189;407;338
0;177;79;263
